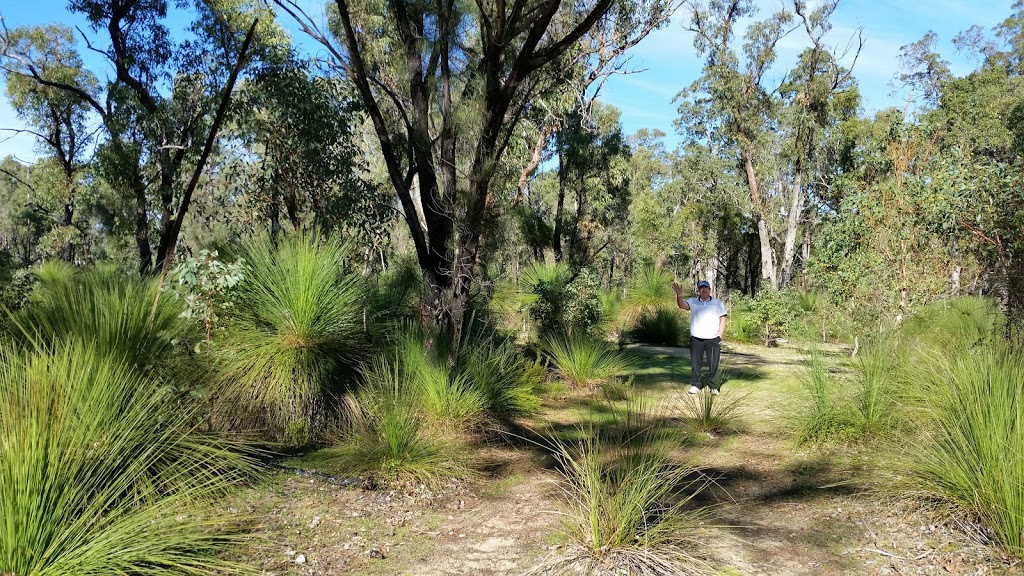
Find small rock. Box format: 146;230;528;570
294;553;306;565
309;515;322;528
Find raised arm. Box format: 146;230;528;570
672;282;690;310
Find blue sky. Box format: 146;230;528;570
0;0;1016;161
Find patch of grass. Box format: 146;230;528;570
539;396;712;575
599;376;634;402
0;342;259;575
854;341;900;436
322;355;475;487
460;336;543;418
673;387;748;435
544;333;635;389
795;350;857;444
901;343;1024;557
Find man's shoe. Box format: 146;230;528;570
710;388;720;396
688;385;700;394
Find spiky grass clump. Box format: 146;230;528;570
542;396;711;575
214;233;367;442
459;336;542;418
628;307;688;346
543;333;635;389
392;332;488;431
674;387;747;435
323;355;474;487
10;264;189;376
619;266;675;327
901;344;1024;557
854;341;900;436
0;343;259;575
594;288;624;339
901;297;1000;351
795;351;857;444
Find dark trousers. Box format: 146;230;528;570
690;336;722;389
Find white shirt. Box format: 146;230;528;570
686;297;727;339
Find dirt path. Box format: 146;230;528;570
235;343;1018;575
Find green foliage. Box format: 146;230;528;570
0;342;259;575
543;396;710;574
563;270;603;335
234;59;394;248
627;308;688;346
213;233;368;443
9;264;189;378
171;249;247;343
747;288;792;346
543;334;635;389
522;262;601;337
722;296;760;344
459;336;542;418
324;355;474;487
901;343;1024;557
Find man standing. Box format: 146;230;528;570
672;280;728;394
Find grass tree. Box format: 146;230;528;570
214;233;368;443
0;342;259;575
9;263;190;378
543;333;635;389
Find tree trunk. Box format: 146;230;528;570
743;148;777;289
133;176;153;275
60;196;75;263
779;168;803;288
552;146;568;262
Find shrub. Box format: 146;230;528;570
0;342;258;575
522;262;601;337
723;295;760;344
543;334;635;389
748;288;792;346
170;249;247;343
213;233;368;443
